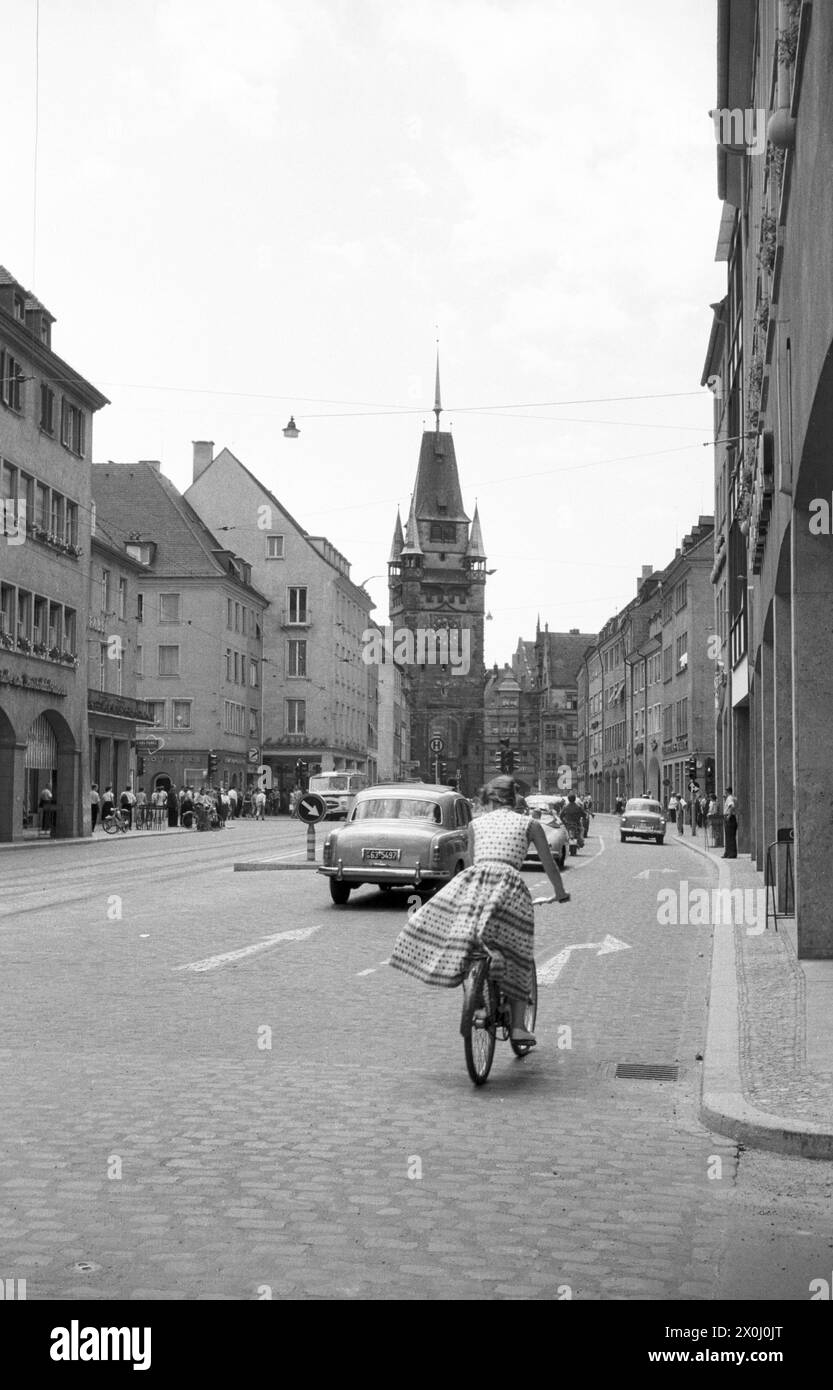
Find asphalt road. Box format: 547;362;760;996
2;814;832;1300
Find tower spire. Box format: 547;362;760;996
434;350;442;433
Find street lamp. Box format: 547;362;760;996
283;416;300;439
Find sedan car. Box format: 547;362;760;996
523;811;569;870
319;783;473;904
620;798;666;844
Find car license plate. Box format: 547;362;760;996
362;848;401;862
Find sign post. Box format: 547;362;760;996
429;736;444;786
296;791;326;861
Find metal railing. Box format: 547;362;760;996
765;830;795;931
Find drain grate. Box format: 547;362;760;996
615;1062;680;1081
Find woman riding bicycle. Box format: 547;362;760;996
390;775;570;1047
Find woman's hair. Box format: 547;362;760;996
481;776;517;808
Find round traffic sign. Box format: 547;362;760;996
429;736;444;754
296;791;326;824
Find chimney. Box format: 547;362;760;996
637;564;653;593
193;440;214;482
569;628;579;634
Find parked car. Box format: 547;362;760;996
319;783;473;905
620;797;666;844
523;811;569;870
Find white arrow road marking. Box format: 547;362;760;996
633;868;710;881
537;933;631;986
175;926;321;973
570;836;606;867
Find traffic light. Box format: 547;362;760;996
500;749;509;773
705;756;715;793
506;750;515;774
207;750;218;781
137;756;145;776
439;761;448;780
687;756;697;783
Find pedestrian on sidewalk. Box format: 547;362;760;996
90;783;100;831
253;788;266;821
38;786;55;836
101;785;115;822
135;785;147;828
723;786;739;858
119;785;135;829
676;792;686;836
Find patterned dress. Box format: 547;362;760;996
389;808;535;1000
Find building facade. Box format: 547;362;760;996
185;444;375;801
0;266;108;839
87;532;154;795
703;0;833;957
577;532;714;811
92;461;266;797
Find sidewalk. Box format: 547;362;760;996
678;829;833;1159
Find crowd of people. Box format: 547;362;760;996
89;781;306;830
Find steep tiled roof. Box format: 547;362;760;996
542;631;597;687
92;462;262;591
412;430;469;523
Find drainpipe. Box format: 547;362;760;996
767;0;797;149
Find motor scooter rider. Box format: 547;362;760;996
560;792;588;848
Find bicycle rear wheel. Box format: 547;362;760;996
102;815;120;835
462;957;496;1085
509;968;538;1057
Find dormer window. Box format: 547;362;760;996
13;295;25;321
126;541;155;565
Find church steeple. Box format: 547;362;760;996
400;495;423;561
434;351;442;433
466;504;486;559
388;508;404;563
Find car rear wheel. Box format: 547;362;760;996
329;880;351;905
655;836;664;845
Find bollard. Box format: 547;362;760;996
306;824;316;862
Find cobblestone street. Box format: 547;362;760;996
2;815;832;1302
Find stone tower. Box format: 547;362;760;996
387;361;486;793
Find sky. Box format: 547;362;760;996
1;0;726;668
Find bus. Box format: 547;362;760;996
307;771;368;819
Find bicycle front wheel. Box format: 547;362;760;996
102;815;120;835
510;968;538;1057
462;958;496;1085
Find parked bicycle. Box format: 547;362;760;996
102;807;129;835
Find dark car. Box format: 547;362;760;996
620;798;666;844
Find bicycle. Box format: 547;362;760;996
460;896;562;1085
102;808;129;835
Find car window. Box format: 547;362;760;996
354;798;441;822
454;800;470;827
625;800;662;815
